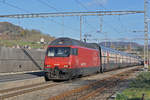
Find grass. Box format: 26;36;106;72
122;88;150;100
116;72;150;100
0;39;47;49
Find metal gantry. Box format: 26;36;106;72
0;10;144;41
0;11;144;18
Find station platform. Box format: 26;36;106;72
0;71;44;82
0;71;45;90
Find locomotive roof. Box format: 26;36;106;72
49;37;100;50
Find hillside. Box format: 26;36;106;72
0;22;55;48
100;42;143;49
0;22;146;53
99;41;144;52
0;22;55;41
99;41;145;58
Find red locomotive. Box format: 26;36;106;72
44;37;141;80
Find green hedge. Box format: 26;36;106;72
116;72;150;100
115;93;128;100
130;72;150;88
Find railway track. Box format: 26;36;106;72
0;66;141;100
0;76;83;100
77;71;133;100
48;66;141;100
0;81;60;100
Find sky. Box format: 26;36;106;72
0;0;149;44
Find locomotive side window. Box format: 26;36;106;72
46;47;70;57
71;48;78;55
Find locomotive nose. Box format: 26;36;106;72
53;66;60;76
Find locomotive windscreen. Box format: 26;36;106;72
46;47;70;57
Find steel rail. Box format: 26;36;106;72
77;70;134;100
0;82;45;94
48;66;141;100
0;76;83;99
0;82;59;99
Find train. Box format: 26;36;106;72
44;37;142;80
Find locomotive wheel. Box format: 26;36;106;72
44;72;51;81
68;73;73;80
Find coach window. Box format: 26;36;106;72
71;48;78;55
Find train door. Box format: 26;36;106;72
101;49;106;72
98;46;103;73
71;48;79;77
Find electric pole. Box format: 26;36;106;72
80;16;82;41
99;16;103;33
144;0;149;71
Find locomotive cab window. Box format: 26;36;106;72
71;48;78;55
46;47;70;57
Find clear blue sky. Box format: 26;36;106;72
0;0;149;44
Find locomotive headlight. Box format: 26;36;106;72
64;65;69;68
45;65;51;67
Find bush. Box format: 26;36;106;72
130;72;150;88
115;93;128;100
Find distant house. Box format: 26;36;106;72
40;38;45;44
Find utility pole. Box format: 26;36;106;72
144;0;149;71
80;16;82;41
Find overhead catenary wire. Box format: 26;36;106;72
49;18;79;32
83;0;124;43
38;17;79;37
74;0;96;40
75;0;89;11
1;0;80;38
36;0;80;36
38;0;100;40
74;0;124;43
118;15;128;33
0;9;144;41
37;0;59;11
74;0;98;30
0;1;30;13
0;1;146;42
38;0;95;38
94;0;129;39
0;2;144;38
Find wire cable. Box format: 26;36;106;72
37;0;59;11
0;1;30;13
75;0;89;11
74;0;99;33
36;0;81;37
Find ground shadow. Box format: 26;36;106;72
25;71;45;77
128;98;141;100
